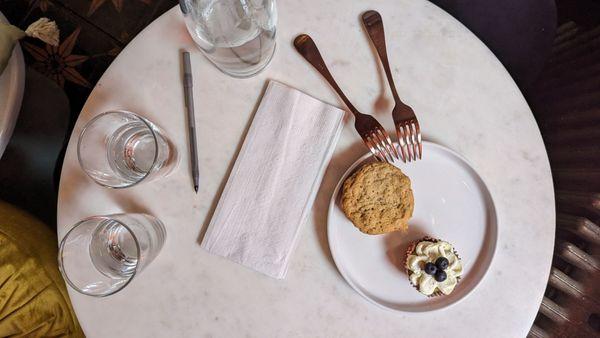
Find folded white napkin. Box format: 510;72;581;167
201;80;345;279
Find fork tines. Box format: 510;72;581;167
364;128;399;163
396;120;422;162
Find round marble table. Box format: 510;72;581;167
57;1;555;337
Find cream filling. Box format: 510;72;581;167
406;241;462;295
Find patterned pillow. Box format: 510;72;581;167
0;18;58;75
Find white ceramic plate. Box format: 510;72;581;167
328;141;497;312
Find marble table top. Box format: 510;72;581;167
57;1;555;337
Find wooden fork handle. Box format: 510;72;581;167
362;10;401;102
294;34;360;116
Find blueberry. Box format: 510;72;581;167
435;257;449;270
434;270;447;282
424;262;437;275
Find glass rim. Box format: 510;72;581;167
77;110;160;189
58;215;141;297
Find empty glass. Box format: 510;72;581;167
58;213;166;297
180;0;277;78
78;110;176;188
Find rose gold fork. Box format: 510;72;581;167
362;10;423;162
294;34;399;163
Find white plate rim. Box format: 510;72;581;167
327;141;498;313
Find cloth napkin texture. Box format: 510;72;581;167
201;80;345;279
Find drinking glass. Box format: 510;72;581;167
78;110;177;188
180;0;277;78
58;213;166;297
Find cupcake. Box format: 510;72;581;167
405;237;463;297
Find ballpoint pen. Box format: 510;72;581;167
182;51;199;192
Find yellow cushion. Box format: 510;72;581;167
0;201;83;337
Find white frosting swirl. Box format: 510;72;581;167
406;240;462;296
